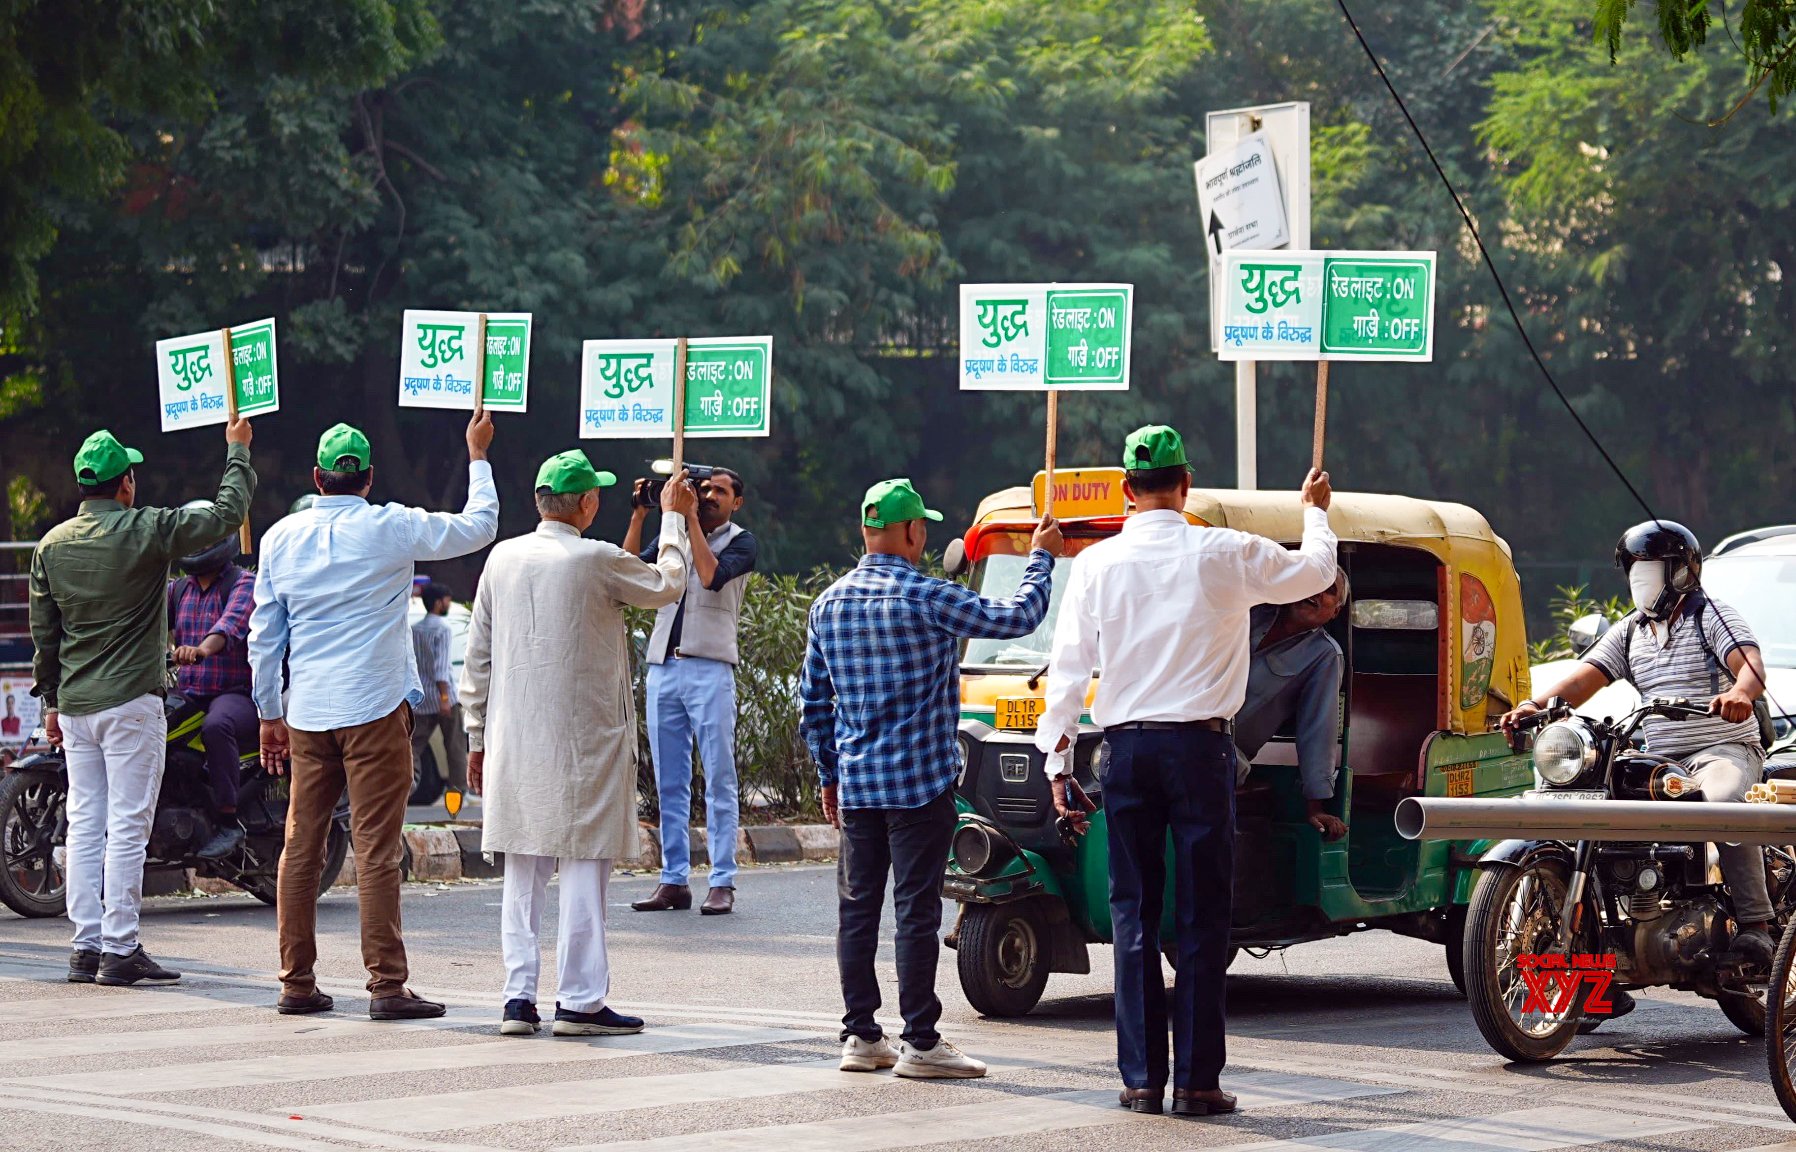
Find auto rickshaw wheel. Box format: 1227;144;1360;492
1464;859;1588;1062
958;900;1051;1018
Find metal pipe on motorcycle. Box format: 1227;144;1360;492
1395;796;1796;846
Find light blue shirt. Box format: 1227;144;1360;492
249;462;499;731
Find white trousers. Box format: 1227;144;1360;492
62;694;167;955
502;854;612;1013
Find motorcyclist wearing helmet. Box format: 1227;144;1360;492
1502;521;1776;984
167;504;260;861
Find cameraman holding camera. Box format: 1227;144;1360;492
622;465;757;916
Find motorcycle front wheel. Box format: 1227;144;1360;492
1464;858;1587;1062
1767;920;1796;1122
0;769;67;918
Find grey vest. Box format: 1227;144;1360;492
648;521;747;665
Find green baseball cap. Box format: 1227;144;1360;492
536;449;616;494
317;423;372;471
1123;424;1189;472
73;430;144;485
862;478;943;529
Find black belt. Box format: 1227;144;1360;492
1108;718;1232;735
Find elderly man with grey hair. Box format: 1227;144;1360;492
462;449;694;1038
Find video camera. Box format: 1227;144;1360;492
631;459;721;509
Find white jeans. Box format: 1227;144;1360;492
502;854;612;1013
62;695;167;955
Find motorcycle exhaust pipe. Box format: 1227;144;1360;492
1394;796;1796;846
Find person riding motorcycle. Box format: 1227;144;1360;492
1502;521;1776;992
167;505;260;861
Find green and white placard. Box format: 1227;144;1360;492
398;310;533;410
959;283;1133;390
579;335;773;439
157;317;281;432
1217;250;1435;362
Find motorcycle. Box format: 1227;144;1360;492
0;688;348;917
1458;696;1796;1061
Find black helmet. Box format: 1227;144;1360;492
1614;520;1701;616
176;500;239;577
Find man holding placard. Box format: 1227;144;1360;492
31;418;254;987
1036;426;1336;1116
250;412;498;1020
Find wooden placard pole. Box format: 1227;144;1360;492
474;313;488;417
219;327;253;554
1311;359;1330;472
671;336;690;472
1043;389;1059;519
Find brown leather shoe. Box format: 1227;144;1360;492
369;989;446;1020
701;886;735;916
277;991;334;1015
632;883;692;912
1118;1087;1164;1114
1171;1087;1237;1116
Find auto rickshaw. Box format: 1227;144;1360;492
940;468;1536;1016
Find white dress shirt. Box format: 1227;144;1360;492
1036;506;1337;776
249;461;499;731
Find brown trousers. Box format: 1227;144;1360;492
278;704;413;998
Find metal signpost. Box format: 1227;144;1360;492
1200;101;1310;490
958;283;1134;517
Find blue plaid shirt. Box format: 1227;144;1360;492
802;550;1053;810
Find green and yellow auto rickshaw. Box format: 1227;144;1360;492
940;469;1536;1015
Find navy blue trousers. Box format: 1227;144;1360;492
1102;726;1236;1091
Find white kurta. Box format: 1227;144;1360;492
463;516;688;860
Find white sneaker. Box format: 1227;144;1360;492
839;1034;899;1072
893;1039;987;1079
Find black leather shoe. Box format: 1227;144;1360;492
196;825;245;861
1577;987;1636;1034
1118;1087;1164;1114
68;948;100;984
96;946;181;987
369;990;446;1020
701;886;735;916
631;883;691;912
277;991;335;1015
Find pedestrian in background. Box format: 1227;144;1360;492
463;450;693;1037
1037;425;1336;1117
31;419;254;987
801;478;1059;1080
624;467;756;916
250;413;497;1020
167;515;261;861
410;582;467;807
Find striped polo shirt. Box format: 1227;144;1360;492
1582;595;1759;758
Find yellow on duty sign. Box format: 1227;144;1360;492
1032;467;1128;518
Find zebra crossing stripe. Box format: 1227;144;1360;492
1218;1104;1703;1151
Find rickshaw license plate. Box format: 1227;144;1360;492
995;697;1044;731
1522;789;1607;802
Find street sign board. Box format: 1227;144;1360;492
157;318;281;432
579;335;772;439
1217;250;1435;362
959;283;1133;391
1194;131;1289;257
398;310;533;410
1204;103;1310;355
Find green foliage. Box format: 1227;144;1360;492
1528;584;1631;662
1593;0;1796;114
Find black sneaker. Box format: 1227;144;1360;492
68;948;100;984
196;825;245;861
552;1003;644;1036
1577;987;1636;1034
96;946;181;987
500;998;540;1036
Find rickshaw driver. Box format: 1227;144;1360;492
1037;425;1337;1117
1233;572;1350;842
1501;520;1774;992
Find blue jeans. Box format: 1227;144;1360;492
648;657;739;888
1103;726;1236;1092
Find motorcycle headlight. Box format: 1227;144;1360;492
1532;720;1597;786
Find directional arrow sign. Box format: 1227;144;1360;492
1208;210;1225;256
1194;131;1289;257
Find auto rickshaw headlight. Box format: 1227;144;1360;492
1532;719;1597;786
956;736;973;785
952;822;1016;877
